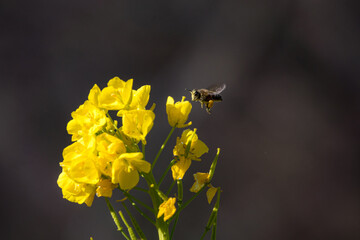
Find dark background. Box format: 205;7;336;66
1;0;359;239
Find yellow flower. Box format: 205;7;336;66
166;96;192;128
98;77;133;110
122;110;155;144
96;179;117;198
129;85;151;110
57;171;96;207
60;141;100;185
206;186;218;204
171;156;192;180
96;133;126;176
190;172;210;193
112;152;151;190
96;133;126;156
157;197;176;221
66;101;107;141
173;129;209;161
88;84;101;107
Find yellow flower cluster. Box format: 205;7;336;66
57;77;153;206
171;129;209;180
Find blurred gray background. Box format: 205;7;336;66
1;0;359;239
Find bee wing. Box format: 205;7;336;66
207;83;226;94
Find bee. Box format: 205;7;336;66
187;83;226;114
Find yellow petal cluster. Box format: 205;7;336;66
157;197;176;221
98;77;133;110
166;96;192;128
170;129;209;180
171;156;191;180
173;129;209;161
189;172;210;193
58;76;154;206
129;85;151;110
66;101;107;141
122;110;155;145
96;179;117;198
57;171;96;207
112;152;151;190
96;133;126;176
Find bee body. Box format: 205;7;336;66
188;84;226;114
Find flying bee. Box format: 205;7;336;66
187;83;226;114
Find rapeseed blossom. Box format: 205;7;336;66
171;129;209;180
173;129;209;161
122;109;155;144
58;77;153;206
66;101;107;141
190;172;210;193
157;197;176;221
57;171;96;207
98;77;133;110
171;156;191;180
58;76;222;239
112;152;150;190
166;96;192;128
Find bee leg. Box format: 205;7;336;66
206;100;214;114
200;102;203;108
206;107;212;114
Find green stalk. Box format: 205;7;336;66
120;188;154;213
119;190;155;226
156;217;170;240
158;159;177;187
169;213;179;240
166;181;176;196
105;198;130;240
176;180;183;206
120;201;147;240
151;126;175;170
200;188;221;240
208;148;220;181
133;186;148;193
211;216;217;240
119;210;137;240
169;183;208;222
142;142;146;159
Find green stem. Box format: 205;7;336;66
158;159;176;187
119;190;155;226
142;142;146;159
201;188;221;240
120;201;147;240
169;180;183;239
211;216;217;240
133;186;148;193
151;126;175;170
156;217;170;240
105;198;130;240
169;213;179;240
208;148;220;181
169;183;208;223
166;181;176;196
119;210;137;240
142;173;169;240
176;180;183;206
121;189;154;213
